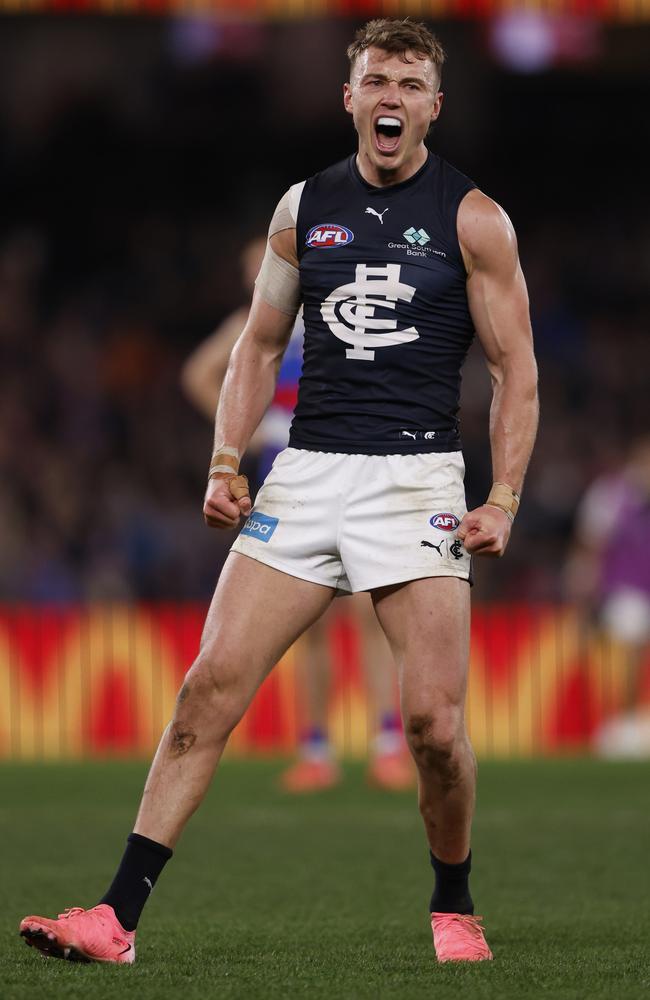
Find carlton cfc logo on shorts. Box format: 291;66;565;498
306;224;354;249
240;512;279;543
430;512;460;532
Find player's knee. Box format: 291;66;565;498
405;708;465;779
173;655;248;736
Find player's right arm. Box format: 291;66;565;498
203;198;300;530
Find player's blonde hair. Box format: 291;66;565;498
347;18;446;83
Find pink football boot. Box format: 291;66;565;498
20;904;135;964
431;912;493;962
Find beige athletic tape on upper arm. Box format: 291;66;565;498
254;244;301;316
288;181;305;222
269;191;295;238
258;182;305;314
268;182;306;237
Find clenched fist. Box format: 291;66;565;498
203;473;252;529
457;504;512;558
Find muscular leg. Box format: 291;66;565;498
135;553;334;846
18;555;334;952
371;577;474;862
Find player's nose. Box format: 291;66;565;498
380;82;401;105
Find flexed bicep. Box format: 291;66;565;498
459;190;534;381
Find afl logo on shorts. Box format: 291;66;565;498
430;513;460;532
306;224;354;249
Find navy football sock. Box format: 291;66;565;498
429;849;474;915
99;833;173;931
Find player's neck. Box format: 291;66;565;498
355;144;428;188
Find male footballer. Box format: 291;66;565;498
21;18;538;964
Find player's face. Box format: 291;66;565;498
344;47;443;185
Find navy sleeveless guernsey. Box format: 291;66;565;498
288;151;476;455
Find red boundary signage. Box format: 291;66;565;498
1;603;649;759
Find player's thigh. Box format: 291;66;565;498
371;576;470;713
199;551;335;699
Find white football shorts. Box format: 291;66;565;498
230;448;472;594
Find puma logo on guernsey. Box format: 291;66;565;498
365;207;389;224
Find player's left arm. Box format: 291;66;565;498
457;189;539;557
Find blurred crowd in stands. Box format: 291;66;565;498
0;17;647;603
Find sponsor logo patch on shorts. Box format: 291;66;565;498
240;512;279;543
429;512;460;532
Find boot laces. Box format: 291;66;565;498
57;907;86;920
436;913;485;941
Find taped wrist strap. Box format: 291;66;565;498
486;482;520;522
208;446;240;480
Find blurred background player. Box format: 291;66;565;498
182;235;414;792
565;435;650;757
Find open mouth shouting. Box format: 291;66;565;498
374;116;403;156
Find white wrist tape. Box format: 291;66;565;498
208;446;240;480
486;482;520;521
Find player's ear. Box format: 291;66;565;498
430;90;444;123
343;82;353;116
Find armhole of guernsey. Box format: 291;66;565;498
294;178;312;262
449;182;476;271
434;156;477;270
288;181;306;255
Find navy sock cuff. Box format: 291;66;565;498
128;832;173;860
430;849;471;876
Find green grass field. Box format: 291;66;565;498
1;758;649;1000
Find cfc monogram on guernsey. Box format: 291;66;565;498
321;263;419;361
290;153;476;455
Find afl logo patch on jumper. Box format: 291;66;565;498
240;512;279;542
306;224;354;249
430;512;460;532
